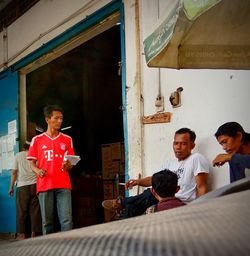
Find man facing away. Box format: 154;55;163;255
103;128;210;219
9;141;42;240
145;169;185;214
27;104;75;235
213;121;250;183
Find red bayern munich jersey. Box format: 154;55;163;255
27;132;75;193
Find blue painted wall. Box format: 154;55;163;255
0;0;127;233
0;69;19;233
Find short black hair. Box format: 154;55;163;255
175;128;196;143
23;141;30;150
215;122;250;143
152;169;178;198
43;104;64;118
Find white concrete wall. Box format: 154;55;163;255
0;0;249;194
0;0;111;70
125;0;250;193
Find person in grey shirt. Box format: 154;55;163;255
9;141;41;240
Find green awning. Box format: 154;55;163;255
143;0;250;69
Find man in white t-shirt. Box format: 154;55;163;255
102;128;210;219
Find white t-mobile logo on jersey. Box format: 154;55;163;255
44;150;53;161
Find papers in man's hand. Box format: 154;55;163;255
65;155;81;165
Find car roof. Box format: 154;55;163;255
1;186;249;256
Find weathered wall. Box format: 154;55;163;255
0;0;112;70
126;0;250;192
0;0;250;195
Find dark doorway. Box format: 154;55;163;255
26;24;124;227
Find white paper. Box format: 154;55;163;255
65;155;81;165
8;120;17;134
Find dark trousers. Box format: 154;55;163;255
229;158;246;183
16;184;42;234
122;188;158;218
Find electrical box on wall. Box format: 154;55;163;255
155;96;164;112
169;87;183;108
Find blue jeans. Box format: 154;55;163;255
38;189;72;235
122;188;158;218
229;154;249;183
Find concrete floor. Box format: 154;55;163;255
0;239;16;246
0;233;16;245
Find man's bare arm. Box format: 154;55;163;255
8;170;17;196
212;153;233;167
125;176;152;189
30;159;46;178
195;172;208;197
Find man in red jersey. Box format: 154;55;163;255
27;104;75;235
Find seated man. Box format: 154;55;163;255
102;128;210;219
145;169;185;214
213;122;250;183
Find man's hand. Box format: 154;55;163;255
30;160;46;177
62;160;73;171
38;169;46;178
8;188;14;196
213;153;233;167
125;179;138;189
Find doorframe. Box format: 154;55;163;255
12;0;127;173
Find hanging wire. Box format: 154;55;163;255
157;0;161;99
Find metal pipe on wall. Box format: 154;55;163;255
2;27;8;68
135;0;144;178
